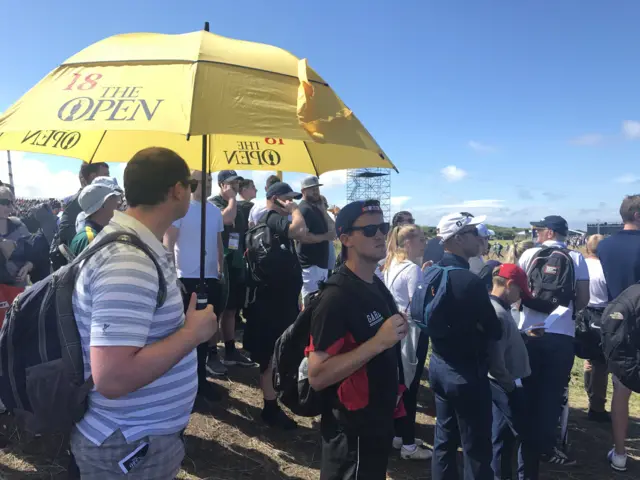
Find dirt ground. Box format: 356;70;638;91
0;356;638;480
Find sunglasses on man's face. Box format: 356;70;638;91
350;222;391;238
0;199;14;207
182;179;199;193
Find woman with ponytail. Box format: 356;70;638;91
383;224;432;461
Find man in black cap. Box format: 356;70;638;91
210;170;254;372
297;176;336;302
307;199;408;480
517;215;589;466
244;182;326;429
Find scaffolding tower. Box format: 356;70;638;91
346;169;392;220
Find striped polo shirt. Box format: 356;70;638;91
72;211;197;446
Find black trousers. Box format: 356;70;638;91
320;413;393;480
180;278;222;387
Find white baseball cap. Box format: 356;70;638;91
477;224;495;238
437;212;487;242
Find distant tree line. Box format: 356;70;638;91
420;224;527;241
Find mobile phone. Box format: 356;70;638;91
274;199;287;210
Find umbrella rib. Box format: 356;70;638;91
89;131;107;163
61;59;329;86
303;142;320;177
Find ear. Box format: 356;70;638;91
339;232;352;248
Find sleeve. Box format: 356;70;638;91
88;246;160;348
573;253;590;281
405;264;423;317
266;212;291;239
69;233;89;256
308;291;350;356
487;319;514;391
58;197;82;245
472;279;503;341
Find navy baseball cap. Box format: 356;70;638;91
335;200;384;236
530;215;569;235
266;182;302;200
217;170;243;184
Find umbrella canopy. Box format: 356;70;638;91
0;29;395;174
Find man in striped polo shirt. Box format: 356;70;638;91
71;148;217;478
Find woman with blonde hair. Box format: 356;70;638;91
383;224;432;461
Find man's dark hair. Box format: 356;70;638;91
265;175;280;190
392;210;412;227
124;148;190;207
79;162;109;182
620;195;640;223
239;179;255;192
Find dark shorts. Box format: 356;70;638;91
243;285;299;372
179;278;223;316
225;263;246;312
319;413;392;480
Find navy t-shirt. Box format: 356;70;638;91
597;230;640;300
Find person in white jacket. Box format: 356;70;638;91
383;224;432;461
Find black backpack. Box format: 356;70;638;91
601;284;640;393
574;307;606;362
272;271;397;417
0;231;167;434
245;211;298;285
526;247;576;311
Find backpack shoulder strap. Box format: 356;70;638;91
384;262;414;290
73;230;167;308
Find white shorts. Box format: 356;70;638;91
301;266;328;301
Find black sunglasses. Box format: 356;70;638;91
182;179;199;193
349;222;391;237
0;199;13;207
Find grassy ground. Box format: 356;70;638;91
0;352;638;480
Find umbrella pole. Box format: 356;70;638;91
197;135;208;310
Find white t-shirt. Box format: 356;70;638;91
172;200;224;279
518;241;590;336
585;257;608;308
383;259;423;314
469;256;485;275
248;199;268;226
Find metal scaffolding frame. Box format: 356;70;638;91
346;168;391;220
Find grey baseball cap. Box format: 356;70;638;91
301;176;323;190
79;184;121;216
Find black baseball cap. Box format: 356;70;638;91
217;170;243;184
530;215;569;236
266;182;302;200
335;200;384;235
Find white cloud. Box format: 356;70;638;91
413;199;505;212
440;165;468;182
622;120;640;139
468;141;496;153
318;170;347;188
0;151;78;198
615;173;639;184
570;133;604;146
391;196;411;208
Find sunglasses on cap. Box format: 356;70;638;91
0;199;14;207
349;222;391;237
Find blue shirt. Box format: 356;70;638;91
597;230;640;300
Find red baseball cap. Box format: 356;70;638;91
495;264;532;299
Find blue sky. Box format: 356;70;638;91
1;0;639;228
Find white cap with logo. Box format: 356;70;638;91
437;212;487;242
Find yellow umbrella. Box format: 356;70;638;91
0;25;395;175
0;23;395;284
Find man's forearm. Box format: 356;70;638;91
221;198;237;225
92;328;199;399
309;337;383;391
